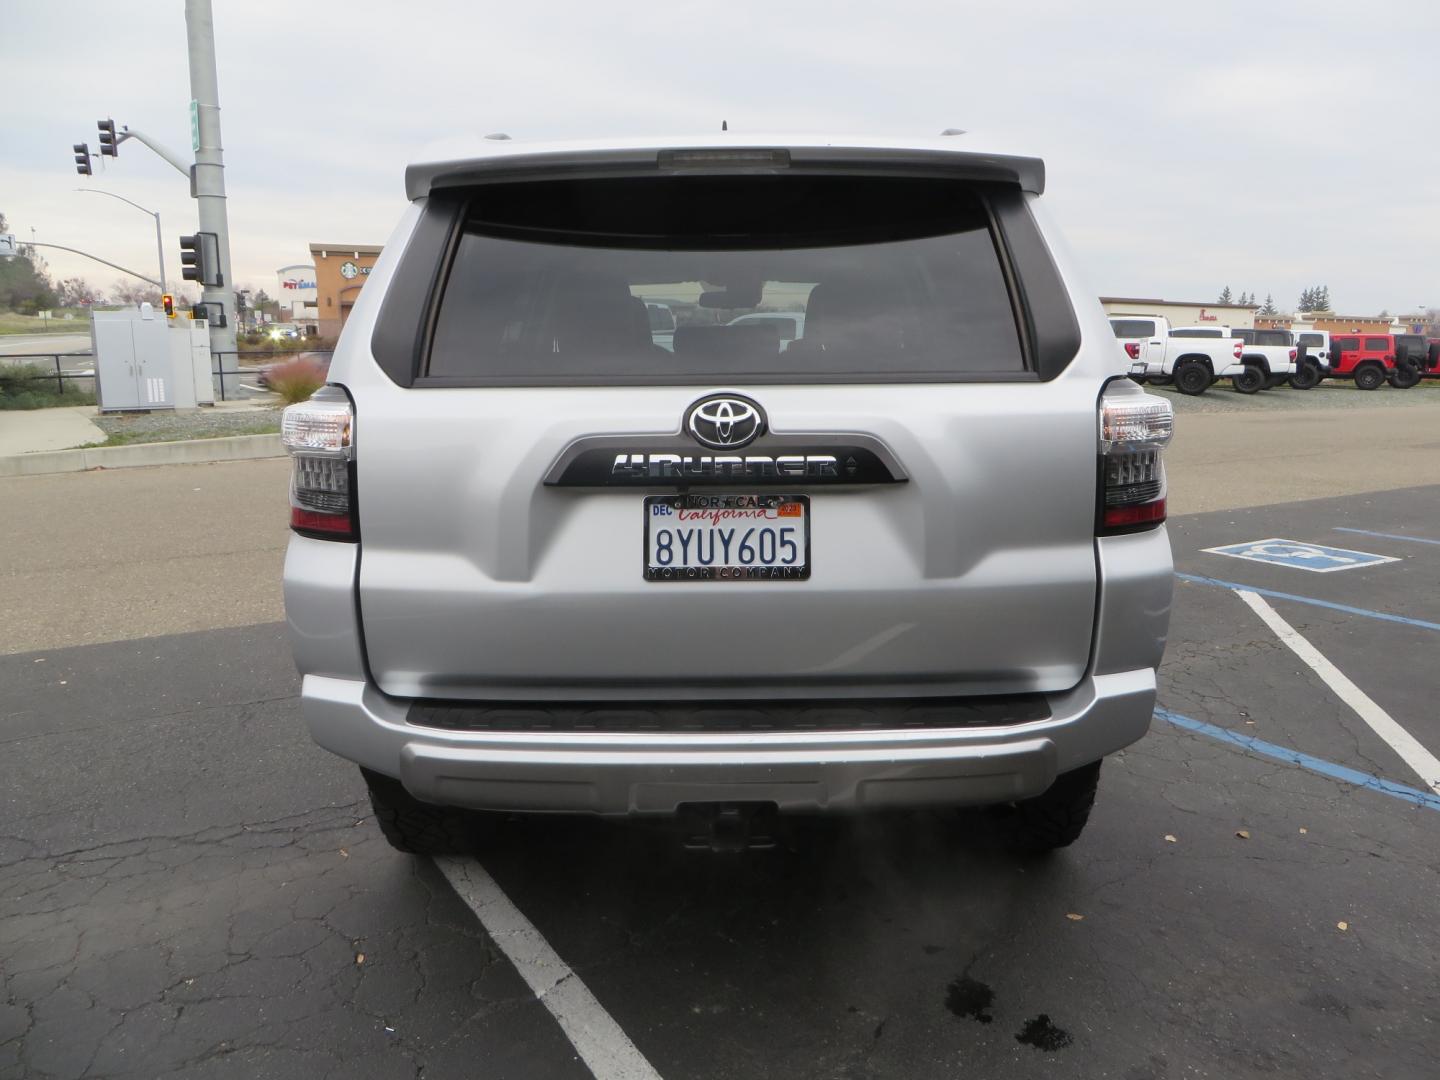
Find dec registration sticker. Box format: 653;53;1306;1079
644;494;810;581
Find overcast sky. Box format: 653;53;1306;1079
4;0;1437;314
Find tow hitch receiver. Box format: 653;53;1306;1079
679;802;780;852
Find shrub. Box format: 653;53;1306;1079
265;357;328;404
0;362;97;410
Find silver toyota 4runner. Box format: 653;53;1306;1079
281;134;1175;855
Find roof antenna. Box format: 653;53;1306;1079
722;120;728;132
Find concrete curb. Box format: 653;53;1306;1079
0;433;285;477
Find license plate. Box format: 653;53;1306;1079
644;494;810;581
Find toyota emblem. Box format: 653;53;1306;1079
686;395;765;449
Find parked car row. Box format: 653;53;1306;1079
1111;316;1439;395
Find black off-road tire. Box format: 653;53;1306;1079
1389;362;1421;389
1148;374;1174;386
1288;362;1322;390
1232;366;1265;394
992;761;1102;854
1263;373;1287;389
1354;364;1385;391
1174;361;1211;396
362;767;477;855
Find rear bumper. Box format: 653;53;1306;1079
300;666;1156;815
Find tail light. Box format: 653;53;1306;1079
1098;388;1173;534
281;387;356;541
1124;342;1140;360
1233;342;1243;359
1289;348;1297;362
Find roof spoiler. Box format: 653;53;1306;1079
405;146;1045;200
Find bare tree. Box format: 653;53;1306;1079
55;277;103;307
110;281;163;307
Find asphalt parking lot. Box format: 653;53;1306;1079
3;475;1439;1077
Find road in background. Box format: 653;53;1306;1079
0;457;290;655
4;402;1440;655
1165;402;1440;513
0;333;91;356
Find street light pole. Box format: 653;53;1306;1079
75;188;166;295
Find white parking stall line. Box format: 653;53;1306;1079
1234;589;1440;794
435;857;665;1080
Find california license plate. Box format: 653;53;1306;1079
644;494;810;581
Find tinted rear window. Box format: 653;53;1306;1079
1333;337;1358;351
1110;319;1154;339
1170;328;1223;338
1297;333;1324;348
426;177;1026;382
1364;337;1390;350
1255;331;1290;346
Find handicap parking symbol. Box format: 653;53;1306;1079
1202;538;1400;573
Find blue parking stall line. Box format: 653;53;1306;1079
1333;527;1440;548
1175;573;1440;634
1154;708;1440;814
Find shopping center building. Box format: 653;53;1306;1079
1100;296;1257;330
309;244;383;339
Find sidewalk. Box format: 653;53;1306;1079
0;406;105;455
0;398;285;476
0;398;277;458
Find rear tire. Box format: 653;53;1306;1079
1231;366;1265;394
1389;362;1421;389
1174;361;1210;396
1263;373;1287;389
362;768;479;855
1354;364;1385;391
1288;361;1321;390
1148;374;1174;386
992;761;1102;854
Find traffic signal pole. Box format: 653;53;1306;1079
113;128;190;178
184;0;236;365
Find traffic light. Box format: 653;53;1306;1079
162;294;176;319
190;300;226;327
97;118;119;157
179;232;221;286
73;143;92;176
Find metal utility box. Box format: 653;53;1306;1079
92;307;174;411
169;320;214;408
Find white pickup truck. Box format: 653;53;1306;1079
1232;328;1301;393
1110;315;1245;395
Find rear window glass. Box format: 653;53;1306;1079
1333;337;1358;351
1170;328;1223;338
426;177;1025;382
1364;337;1389;351
1234;329;1255;344
1255;331;1290;346
1297;333;1324;348
1109;319;1154;339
